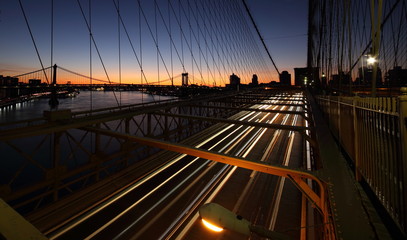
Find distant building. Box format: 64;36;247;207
357;67;382;86
385;66;407;87
331;72;351;86
251;74;258;85
29;79;41;86
294;68;308;86
226;73;241;90
229;73;240;85
294;67;320;86
0;75;19;86
279;71;291;86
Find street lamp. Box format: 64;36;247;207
367;56;377;65
199;203;291;239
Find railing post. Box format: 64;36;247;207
52;131;61;202
398;87;407;232
353;97;362;181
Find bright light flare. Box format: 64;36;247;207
201;219;223;232
367;56;377;64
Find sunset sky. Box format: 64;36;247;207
0;0;308;86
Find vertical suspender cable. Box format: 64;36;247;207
89;0;93;111
188;0;194;86
117;0;121;105
78;0;120;106
179;0;184;69
51;0;54;83
155;1;160;100
168;0;173;86
347;0;352;94
139;0;143;103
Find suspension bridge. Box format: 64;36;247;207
0;0;406;239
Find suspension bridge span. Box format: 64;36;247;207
1;0;407;240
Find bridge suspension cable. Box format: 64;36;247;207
242;0;281;76
309;0;407;95
12;0;278;96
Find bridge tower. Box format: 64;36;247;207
49;64;59;108
182;73;189;86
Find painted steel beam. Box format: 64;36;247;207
0;93;244;141
187;104;311;121
0;198;48;240
152;112;310;132
232;95;307;102
84;127;334;238
210;100;308;107
84;127;328;219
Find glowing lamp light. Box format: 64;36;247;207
367;56;377;64
199;203;291;239
201;219;223;232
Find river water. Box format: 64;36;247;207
0;91;173;123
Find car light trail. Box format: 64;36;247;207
49;94;308;240
81;104;271;239
268;106;299;230
47;119;238;239
173;101;290;239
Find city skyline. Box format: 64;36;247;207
0;0;308;86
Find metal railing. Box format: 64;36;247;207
315;88;407;235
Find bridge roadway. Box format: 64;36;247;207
40;94;308;239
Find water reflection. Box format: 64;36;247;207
0;91;171;123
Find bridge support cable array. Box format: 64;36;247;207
308;0;406;96
310;0;407;236
11;0;276;92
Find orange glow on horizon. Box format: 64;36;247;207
10;67;280;86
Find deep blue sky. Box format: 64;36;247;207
0;0;308;85
247;0;308;74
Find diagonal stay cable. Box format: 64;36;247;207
18;0;50;84
136;0;173;85
242;0;280;76
347;0;401;75
168;0;210;85
111;0;153;90
76;0;119;106
154;0;186;73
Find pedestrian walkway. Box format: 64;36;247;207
307;91;392;239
